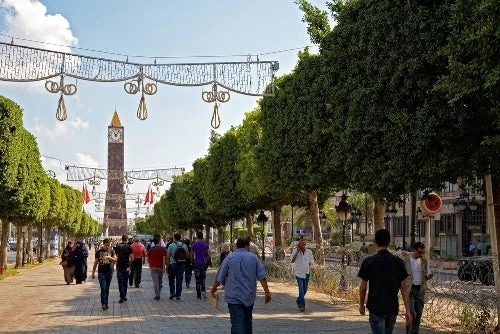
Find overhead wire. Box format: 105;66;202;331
0;32;311;61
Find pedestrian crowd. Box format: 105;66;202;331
59;229;435;334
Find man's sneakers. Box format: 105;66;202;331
299;306;305;312
118;297;127;303
102;304;109;310
169;295;175;300
154;296;160;300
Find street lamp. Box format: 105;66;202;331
257;210;268;261
335;195;351;252
335;194;351;291
320;211;327;240
453;190;479;256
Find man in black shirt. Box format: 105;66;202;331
91;238;117;310
115;235;133;303
358;229;412;333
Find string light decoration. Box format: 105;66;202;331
0;41;278;127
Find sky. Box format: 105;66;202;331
0;0;324;220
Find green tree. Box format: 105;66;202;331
0;96;24;269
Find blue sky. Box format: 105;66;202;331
0;0;324;219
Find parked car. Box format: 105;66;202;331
8;242;16;251
458;256;495;286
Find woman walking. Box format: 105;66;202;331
73;241;89;284
60;241;75;284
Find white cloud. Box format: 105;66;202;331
0;0;78;51
75;152;99;168
33;116;89;141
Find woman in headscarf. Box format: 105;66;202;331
72;241;89;284
61;241;75;284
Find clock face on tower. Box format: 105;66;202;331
108;128;123;143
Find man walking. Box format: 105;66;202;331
210;238;271;333
404;242;433;334
91;238;117;310
166;233;189;300
192;231;210;300
129;236;146;288
148;236;167;300
358;229;412;333
290;236;315;312
114;235;132;303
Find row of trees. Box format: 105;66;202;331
0;96;100;269
138;0;498;269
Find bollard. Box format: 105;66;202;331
0;266;3;275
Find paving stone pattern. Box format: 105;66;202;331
0;261;439;334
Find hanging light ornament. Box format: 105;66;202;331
202;83;230;129
124;67;157;121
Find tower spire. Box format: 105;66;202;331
110;110;122;127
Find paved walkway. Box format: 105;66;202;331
0;260;439;334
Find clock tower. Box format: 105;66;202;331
104;111;127;236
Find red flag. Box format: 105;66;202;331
82;184;91;204
149;187;154;204
143;187;150;205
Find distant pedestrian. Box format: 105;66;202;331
148;237;167;300
91;238;117;310
72;241;88;284
290;236;315;312
210;238;271;333
403;242;433;334
358;229;412;334
220;242;231;264
468;242;475;256
192;232;210;300
476;240;482;256
114;235;133;303
130;236;146;288
60;241;74;284
184;239;193;289
248;236;261;260
166;233;189;300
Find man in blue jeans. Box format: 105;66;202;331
210;238;271;333
191;231;210;300
358;229;412;333
114;235;132;303
91;238;117;310
166;233;189;300
290;236;315;312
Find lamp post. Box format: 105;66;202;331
453;190;479;256
385;204;397;244
335;195;351;252
320;211;327;241
257;210;268;261
335;194;351;291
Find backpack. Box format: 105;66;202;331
173;243;187;265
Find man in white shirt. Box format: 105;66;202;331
290;236;315;312
403;242;433;334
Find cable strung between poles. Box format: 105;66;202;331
0;41;279;127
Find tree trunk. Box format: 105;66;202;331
485;175;500;322
44;227;50;259
27;225;33;264
204;224;210;243
217;226;224;244
245;211;253;239
373;197;386;232
272;205;284;260
15;224;22;269
0;219;8;270
410;193;417;248
307;191;324;265
37;222;43;263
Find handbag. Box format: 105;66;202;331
59;260;68;266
